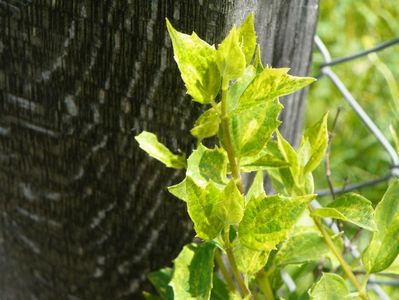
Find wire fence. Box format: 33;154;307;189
278;36;399;299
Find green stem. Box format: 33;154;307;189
309;206;368;300
215;249;236;292
223;226;251;298
257;270;275;300
221;84;244;194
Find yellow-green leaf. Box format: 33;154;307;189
253;44;264;73
168;178;188;202
233;239;270;274
238;194;315;251
135;131;186;169
270;73;316;99
170;242;216;300
299;113;329;174
166;19;221;104
362;179;399;273
311;193;376;231
216;180;244;225
226;66;256;113
246;170;266;202
187;144;228;186
191;105;221;141
309;273;351;300
238;13;257;65
216;26;246;83
185;178;224;240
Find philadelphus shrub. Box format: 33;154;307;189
135;14;399;300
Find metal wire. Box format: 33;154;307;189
314;36;399;197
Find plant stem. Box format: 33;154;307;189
220;84;244;194
223;226;251;298
257;270;275;300
215;249;236;292
310;206;368;300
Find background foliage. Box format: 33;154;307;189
307;0;399;201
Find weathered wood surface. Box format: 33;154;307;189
0;0;319;299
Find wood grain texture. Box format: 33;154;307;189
0;0;319;299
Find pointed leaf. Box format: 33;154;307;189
309;273;350;300
246;170;266;202
270;73;316;99
216;26;246;82
311;193;376;231
233;239;270;274
148;268;174;300
186;178;224;240
168;178;188;202
216;180;244;225
362;179;399;273
238;13;256;65
170;242;216;300
300;113;329;174
191;105;221;141
253;44;264;73
135;131;186;169
166;19;221;104
222;99;282;158
276;232;336;266
238;194;315;251
187;144;228;186
240;153;290;172
226;66;256;113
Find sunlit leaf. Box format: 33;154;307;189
135;131;186;169
309;273;350;300
170;242;216;300
191;105;221;141
238;13;257;65
246;170;266;202
226;66;256;113
216;180;244;225
270;73;316;99
216;26;246;83
187;144;228;186
185;178;224;240
222;99;282;158
253;44;264;73
233;239;270;274
166;19;221;104
275;232;342;266
168;178;188;202
311;193;376;231
238;194;315;251
299;113;329;174
362;179;399;273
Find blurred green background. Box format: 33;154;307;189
306;0;399;202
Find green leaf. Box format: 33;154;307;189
309;273;350;300
185;177;224;240
233;239;270;274
238;194;315;251
362;179;399;273
148;268;174;300
226;66;256;113
216;180;244;225
170;242;216;300
191;105;221;141
240;152;290;172
187;144;228;186
253;44;264;73
168;178;188;202
135;131;186;169
270;72;316;99
275;232;334;266
246;170;266;202
143;291;162;300
238;13;257;65
223;99;282;158
166;19;221;104
299;113;329;174
311;193;376;231
216;26;246;83
211;275;241;300
236;67;289;111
